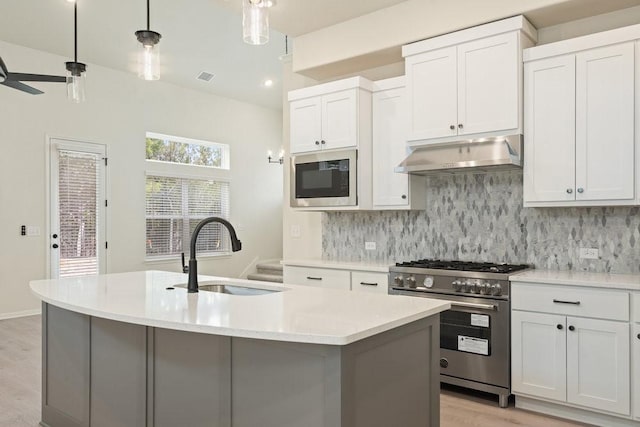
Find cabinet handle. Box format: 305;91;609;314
306;276;322;281
557;324;563;330
568;325;575;331
553;299;580;305
449;125;455;130
52;243;59;249
320;140;326;145
401;194;407;199
458;124;463;129
566;188;573;194
637;333;640;340
360;282;378;287
315;141;320;145
577;188;584;194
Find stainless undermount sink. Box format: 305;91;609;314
174;282;281;296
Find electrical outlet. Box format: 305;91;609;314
290;225;301;239
26;226;40;236
579;247;599;259
365;241;376;251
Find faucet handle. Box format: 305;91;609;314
181;252;189;274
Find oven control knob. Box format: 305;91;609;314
423;276;434;288
394;276;404;287
462;281;472;293
491;283;502;296
406;276;417;288
452;280;462;292
479;282;491;295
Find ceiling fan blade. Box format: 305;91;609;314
8;72;66;83
1;80;44;95
0;56;8;78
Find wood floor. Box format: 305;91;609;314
0;315;589;427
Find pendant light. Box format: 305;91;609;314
65;1;86;103
135;0;162;81
243;0;270;45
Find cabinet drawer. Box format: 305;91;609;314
633;293;640;323
512;282;629;321
351;272;388;294
283;266;351;291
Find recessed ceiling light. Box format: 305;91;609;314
263;79;274;88
65;0;76;3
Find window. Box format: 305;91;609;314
145;132;231;259
146;132;230;169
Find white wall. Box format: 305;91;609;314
0;40;283;318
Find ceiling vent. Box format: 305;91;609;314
196;71;215;82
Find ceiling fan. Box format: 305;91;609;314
0;56;66;95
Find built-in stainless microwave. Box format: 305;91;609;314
290;149;357;207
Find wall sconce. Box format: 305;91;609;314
268;149;284;165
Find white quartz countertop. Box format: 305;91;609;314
282;259;391;273
30;270;449;345
510;270;640;291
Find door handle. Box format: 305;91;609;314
52;244;59;249
450;301;497;311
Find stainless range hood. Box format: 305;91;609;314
395;135;523;175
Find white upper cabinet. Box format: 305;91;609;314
372;77;425;210
457;33;519;135
575;43;635;202
288;77;373;154
524;27;638;207
403;16;537;145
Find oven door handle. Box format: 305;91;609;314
449;301;497;311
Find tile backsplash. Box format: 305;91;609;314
322;171;640;273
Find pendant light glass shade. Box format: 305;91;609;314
66;64;86;103
136;31;161;80
243;0;269;45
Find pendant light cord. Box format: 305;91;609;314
74;2;78;63
147;0;150;30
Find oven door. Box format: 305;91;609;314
425;293;510;389
290;150;357;207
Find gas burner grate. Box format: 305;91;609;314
395;259;529;274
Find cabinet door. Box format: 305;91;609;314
405;46;457;141
290;97;322;153
575;42;635;201
373;87;409;207
511;311;567;401
457;32;519;135
321;89;358;150
566;317;630;415
633;323;640;420
351;271;388;294
283;266;351;290
523;55;576;203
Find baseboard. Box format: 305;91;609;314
0;308;41;320
515;395;638;427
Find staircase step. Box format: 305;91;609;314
247;273;283;283
256;262;283;274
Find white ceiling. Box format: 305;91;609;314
0;0;408;109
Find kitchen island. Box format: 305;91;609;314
30;270;449;427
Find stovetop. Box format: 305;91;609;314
393;259;529;274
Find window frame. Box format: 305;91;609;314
144;132;232;263
145;131;231;170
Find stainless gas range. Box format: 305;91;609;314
388;259;530;408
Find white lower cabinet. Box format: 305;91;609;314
512;282;632;419
351;272;388;294
512;311;567;401
566;317;629;415
283;265;389;293
283;266;351;291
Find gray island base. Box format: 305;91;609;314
41;303;440;427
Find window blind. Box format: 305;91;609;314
145;175;230;258
58;150;100;277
